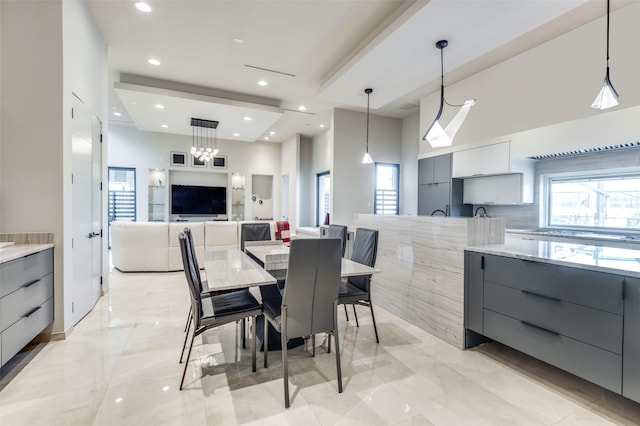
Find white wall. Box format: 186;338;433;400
309;128;332;226
0;0;108;335
109;124;281;222
280;134;299;231
419;1;640;158
298;136;312;227
401;112;419;215
332;108;402;226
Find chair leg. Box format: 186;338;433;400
334;301;343;393
327;333;331;354
312;334;316;357
343;304;349;321
184;306;192;332
180;329;196;390
251;316;257;372
282;306;290;408
179;319;192;363
370;302;379;343
263;314;269;368
353;305;359;327
242;317;246;349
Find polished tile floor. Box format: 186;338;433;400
2;268;640;425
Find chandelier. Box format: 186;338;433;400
190;118;219;162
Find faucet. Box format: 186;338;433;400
474;206;488;217
431;209;448;217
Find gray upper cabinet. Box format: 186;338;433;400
418;153;471;217
419;154;451;185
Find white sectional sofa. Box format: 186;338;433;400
111;220;278;272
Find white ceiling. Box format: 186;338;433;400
86;0;614;144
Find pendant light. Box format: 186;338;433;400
592;0;619;110
190;118;219;162
362;88;374;164
422;40;475;148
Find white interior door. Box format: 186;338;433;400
72;96;101;323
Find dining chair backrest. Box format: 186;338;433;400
348;228;379;292
282;238;342;338
179;232;203;327
183;227;203;283
240;222;272;251
324;224;348;257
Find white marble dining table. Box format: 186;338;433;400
201;248;278;292
245;243;381;277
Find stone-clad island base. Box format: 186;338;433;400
352;214;505;349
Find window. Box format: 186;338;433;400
108;167;136;247
375;163;399;215
546;173;640;231
317;171;330;226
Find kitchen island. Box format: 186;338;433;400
465;239;640;403
352;214;505;349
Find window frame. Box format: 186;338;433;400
542;169;640;234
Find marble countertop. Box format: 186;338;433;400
467;239;640;278
0;243;54;264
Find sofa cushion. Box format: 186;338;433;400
111;221;169;272
204;221;239;251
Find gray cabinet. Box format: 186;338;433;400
0;248;54;367
624;277;640;402
418;154;471;217
464;251;628;396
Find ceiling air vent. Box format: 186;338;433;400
398;103;418;111
528;141;640;159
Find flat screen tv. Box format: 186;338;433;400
171;184;227;215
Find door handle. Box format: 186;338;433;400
88;232;99;239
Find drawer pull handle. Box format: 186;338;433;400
521;320;559;336
23;279;40;289
521;289;560;302
24;306;41;318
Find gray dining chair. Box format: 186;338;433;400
323;224;348;257
338;228;380;343
182;227;253;348
262;238;343;408
178;233;262;390
240;222;272;251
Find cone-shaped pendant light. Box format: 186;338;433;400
592;0;619;110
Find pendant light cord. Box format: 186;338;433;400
606;0;610;66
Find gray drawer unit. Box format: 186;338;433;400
484;281;623;354
623;277;640;402
483;254;623;314
484;309;622;394
0;248;53;297
1;297;53;365
1;273;54;331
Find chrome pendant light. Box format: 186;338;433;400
362;88;374;164
592;0;619;110
422;40;475;148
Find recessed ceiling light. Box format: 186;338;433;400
320;124;325;128
160;124;168;128
135;2;152;12
243;116;251;121
233;132;240;137
113;112;122;117
258;80;268;87
269;131;275;135
298;105;306;111
234;38;244;44
264;137;269;140
148;58;160;66
155;104;164;109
